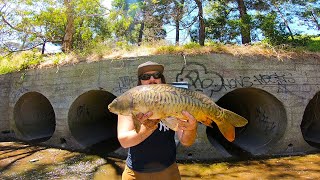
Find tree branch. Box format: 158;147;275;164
1;14;46;39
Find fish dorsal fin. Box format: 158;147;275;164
161;117;179;131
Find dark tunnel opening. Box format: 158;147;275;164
301;91;320;149
68;90;120;154
13;92;56;142
207;88;287;157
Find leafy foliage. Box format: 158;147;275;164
0;0;319;75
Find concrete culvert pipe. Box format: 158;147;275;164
68;90;119;152
301;92;320;148
207;88;287;157
13;92;56;142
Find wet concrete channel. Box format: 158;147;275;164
0;142;319;180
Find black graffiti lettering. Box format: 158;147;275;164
176;62;224;97
201;79;213;89
221;76;254;91
284;73;295;83
113;76;137;94
77;105;89;118
186;70;202;89
256;107;276;134
277;84;288;93
241;76;253;87
254;74;270;85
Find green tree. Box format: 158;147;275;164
1;0;65;54
72;0;111;51
172;0;185;45
292;0;320;31
205;0;239;43
205;0;252;44
255;12;290;45
236;0;251;44
165;0;198;45
108;0;139;43
63;0;75;52
109;0;169;45
0;0;110;54
194;0;205;46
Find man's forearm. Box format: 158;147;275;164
118;126;155;148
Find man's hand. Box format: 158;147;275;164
136;112;160;130
178;111;198;131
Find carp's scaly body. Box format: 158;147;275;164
108;84;248;142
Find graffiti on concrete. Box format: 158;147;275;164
176;62;223;95
113;76;137;94
77;104;91;120
256;107;276;134
252;73;295;93
176;62;296;97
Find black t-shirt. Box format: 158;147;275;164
126;122;176;172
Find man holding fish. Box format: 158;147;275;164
109;61;248;179
117;61;198;180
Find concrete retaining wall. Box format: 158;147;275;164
0;53;319;160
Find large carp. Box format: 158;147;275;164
108;84;248;142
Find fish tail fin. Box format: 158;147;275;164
204;108;248;142
222;109;248;127
216;120;235;142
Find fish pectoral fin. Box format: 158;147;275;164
132;114;141;133
216;120;235;142
223;109;248;127
161;117;179;131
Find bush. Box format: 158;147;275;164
18;51;43;70
306;36;320;52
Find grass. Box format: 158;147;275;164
307;36;320;52
0;39;319;75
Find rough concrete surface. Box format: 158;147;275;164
0;53;320;160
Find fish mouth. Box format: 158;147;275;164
107;99;117;112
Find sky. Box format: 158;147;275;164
102;0;112;9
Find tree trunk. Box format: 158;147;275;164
62;0;75;52
236;0;251;44
195;0;205;46
311;9;320;30
175;19;180;45
138;22;145;46
41;39;46;54
174;0;185;45
272;2;295;40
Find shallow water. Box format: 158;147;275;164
0;142;319;179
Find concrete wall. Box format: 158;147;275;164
0;53;319;160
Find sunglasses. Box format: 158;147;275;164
139;72;162;80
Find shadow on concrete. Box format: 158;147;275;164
13;92;56;143
301;91;320;149
210;87;287;156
